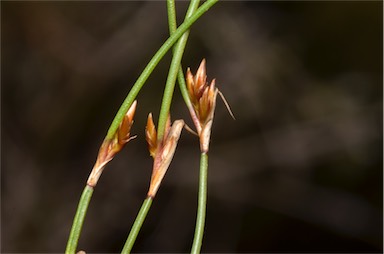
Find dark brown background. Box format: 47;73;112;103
2;1;382;253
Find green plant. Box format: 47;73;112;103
64;0;232;253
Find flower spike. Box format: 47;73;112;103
186;59;219;153
87;101;137;187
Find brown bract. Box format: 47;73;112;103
145;113;158;158
87;101;137;187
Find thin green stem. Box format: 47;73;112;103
155;48;182;141
65;185;94;254
106;0;218;140
166;0;177;35
191;152;208;254
176;61;193;109
167;0;199;131
168;0;197;111
167;1;209;252
157;0;200;141
121;197;153;254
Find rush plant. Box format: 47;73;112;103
65;0;233;253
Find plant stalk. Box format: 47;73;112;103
65;185;94;254
167;1;209;252
191;152;208;254
121;197;153;254
168;0;197;112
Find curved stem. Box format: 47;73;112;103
106;0;218;140
65;185;94;254
191;152;208;254
157;0;200;141
121;197;153;254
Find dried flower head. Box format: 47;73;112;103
186;59;218;125
87;101;137;187
145;114;184;198
186;59;218;153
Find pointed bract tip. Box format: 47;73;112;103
128;100;137;116
146;113;157;158
118;101;137;145
199;59;206;69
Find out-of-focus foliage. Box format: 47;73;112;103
2;1;382;253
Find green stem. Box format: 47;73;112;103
106;0;218;140
166;0;178;35
121;197;153;254
157;0;200;141
191;152;208;254
176;61;193;109
167;1;209;252
65;185;94;254
168;0;197;111
167;0;199;131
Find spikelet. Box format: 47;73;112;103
145;114;184;198
186;60;219;153
87;101;137;187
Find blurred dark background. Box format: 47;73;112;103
1;1;382;253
